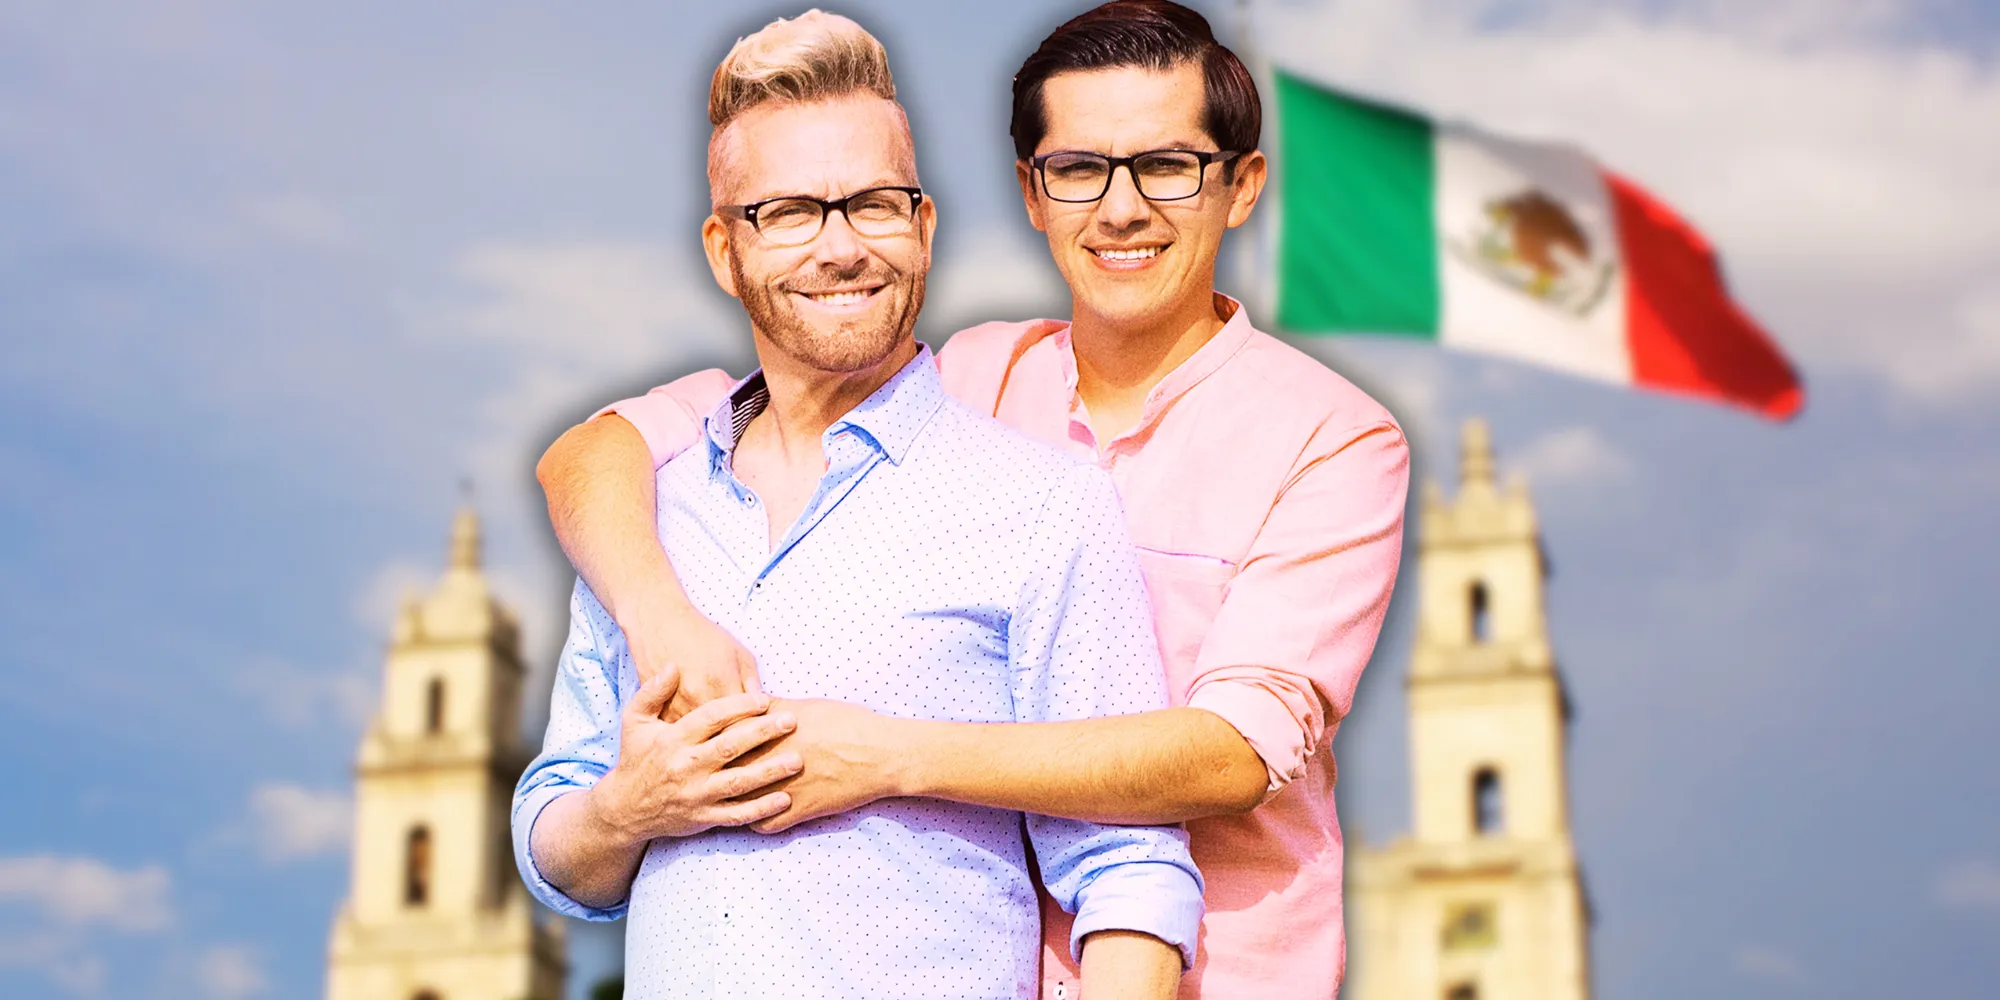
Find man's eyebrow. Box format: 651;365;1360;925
738;177;913;202
1042;138;1214;154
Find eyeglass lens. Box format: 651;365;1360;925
757;189;917;246
1040;151;1210;203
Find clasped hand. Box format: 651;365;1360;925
617;611;909;837
589;665;804;841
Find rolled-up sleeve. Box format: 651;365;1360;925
1011;463;1205;967
511;581;636;921
1183;419;1409;797
595;368;737;469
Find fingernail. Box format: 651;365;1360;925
781;753;803;771
773;712;796;730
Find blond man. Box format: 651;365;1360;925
511;13;1199;1000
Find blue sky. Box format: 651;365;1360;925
1;1;1996;997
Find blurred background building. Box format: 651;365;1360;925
1346;419;1591;1000
324;509;566;1000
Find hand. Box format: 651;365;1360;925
619;595;762;723
588;665;805;841
744;699;910;834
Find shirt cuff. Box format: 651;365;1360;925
1186;677;1314;801
513;786;629;922
1068;860;1205;970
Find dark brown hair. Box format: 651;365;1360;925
1009;0;1261;163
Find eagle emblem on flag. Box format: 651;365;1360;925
1451;187;1618;317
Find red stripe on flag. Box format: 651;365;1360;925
1606;171;1804;420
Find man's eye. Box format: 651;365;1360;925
761;201;820;226
1051;163;1105;180
847;194;903;220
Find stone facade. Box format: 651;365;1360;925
325;509;566;1000
1346;419;1593;1000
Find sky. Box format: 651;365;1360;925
0;1;1996;998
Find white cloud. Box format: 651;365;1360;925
1514;426;1637;485
441;241;739;378
1873;289;2000;404
0;934;106;996
248;784;353;862
1260;0;2000;406
1734;944;1808;987
196;944;267;1000
0;855;174;934
234;655;376;731
1931;857;2000;910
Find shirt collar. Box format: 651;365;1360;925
702;343;944;472
1048;292;1257;434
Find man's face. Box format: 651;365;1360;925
1018;61;1265;330
704;94;934;374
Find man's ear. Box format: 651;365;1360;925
1015;160;1049;233
702;215;740;299
1225;149;1269;230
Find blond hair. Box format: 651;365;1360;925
705;10;910;202
709;10;896;128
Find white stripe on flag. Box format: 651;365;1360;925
1434;122;1632;384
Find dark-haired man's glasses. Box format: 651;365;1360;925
716;186;925;247
1030;149;1241;203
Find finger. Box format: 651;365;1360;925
706;752;803;801
627;661;682;722
737;653;764;695
703;791;791;829
751;806;809;835
664;689;703;724
698;712;796;767
675;690;774;743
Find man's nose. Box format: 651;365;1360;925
1095;163;1152;232
811;208;870;270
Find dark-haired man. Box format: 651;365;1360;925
536;3;1408;997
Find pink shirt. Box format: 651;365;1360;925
606;296;1409;999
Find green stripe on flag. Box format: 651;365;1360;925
1274;71;1439;335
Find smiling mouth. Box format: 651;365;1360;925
1090;245;1166;261
794;286;883;306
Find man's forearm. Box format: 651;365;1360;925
1080;931;1182;1000
526;788;648;911
896;707;1267;824
537;415;694;623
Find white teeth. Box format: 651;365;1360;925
1094;246;1162;261
806;290;870;305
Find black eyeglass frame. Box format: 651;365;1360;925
1027;149;1244;204
715;186;926;244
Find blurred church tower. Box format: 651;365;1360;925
1346;419;1592;1000
326;507;566;1000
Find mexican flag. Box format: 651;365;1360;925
1272;69;1803;420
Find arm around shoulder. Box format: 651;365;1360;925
534;374;763;712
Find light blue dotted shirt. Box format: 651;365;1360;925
514;347;1203;1000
